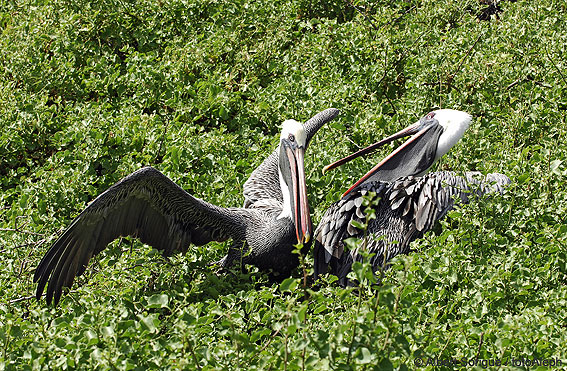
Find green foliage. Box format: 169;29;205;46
1;0;566;369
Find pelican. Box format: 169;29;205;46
313;109;510;285
314;171;510;286
34;108;339;305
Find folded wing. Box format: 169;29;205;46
314;171;510;284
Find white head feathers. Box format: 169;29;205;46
281;119;307;147
433;109;472;161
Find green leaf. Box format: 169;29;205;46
357;347;372;363
517;173;530;184
279;278;298;292
147;294;169;309
84;330;98;346
550;159;562;175
350;220;366;230
139;314;159;333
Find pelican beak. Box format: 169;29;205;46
323;121;423;173
324;118;441;198
284;144;312;245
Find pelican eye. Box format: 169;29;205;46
426;112;436;120
288;133;295;142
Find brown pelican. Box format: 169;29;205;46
34;108;339;305
314;171;510;286
313;109;510;285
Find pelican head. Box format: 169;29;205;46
430;109;471;160
324;109;471;197
277;119;312;244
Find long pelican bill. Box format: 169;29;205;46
324;116;443;198
322;121;425;174
340;124;435;197
284;144;312;244
324;110;472;198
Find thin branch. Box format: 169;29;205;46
344;0;380;32
8;295;38;304
422;81;461;92
507;78;551;90
8;289;81;305
0;228;46;237
378;5;417;30
506;78;522;90
249;328;282;362
447;33;483;84
374;28;428;88
12;239;47;250
476;332;484;359
544;45;567;86
186;338;202;370
383;93;398;116
155;120;170;164
531;80;552;88
421;32;481;92
344;134;363;149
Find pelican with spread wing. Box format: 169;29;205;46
34;108;339;305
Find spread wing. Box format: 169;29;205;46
314;171;510;284
34;166;248;305
243;108;339;210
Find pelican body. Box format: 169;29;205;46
34;108;339;305
314;171;510;285
314;109;510;285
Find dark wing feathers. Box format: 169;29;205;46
34;166;246;305
243;108;339;209
314;171;510;283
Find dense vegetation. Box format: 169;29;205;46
1;0;566;369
